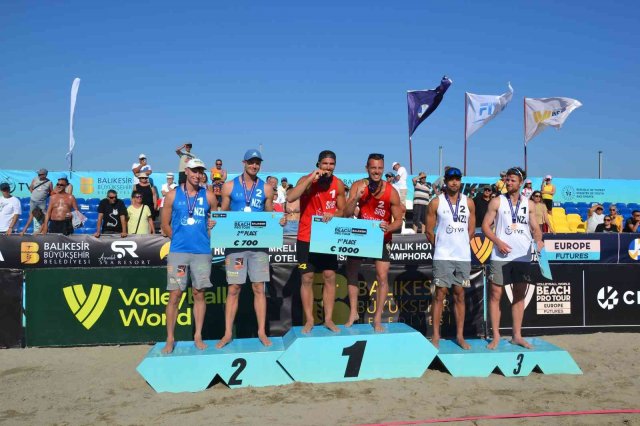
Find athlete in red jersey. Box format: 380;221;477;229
287;150;346;333
344;153;404;332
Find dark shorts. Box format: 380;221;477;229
49;219;74;235
296;239;338;273
489;260;533;286
348;242;391;265
543;198;553;211
412;203;427;227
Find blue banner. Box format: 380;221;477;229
210;211;284;249
309;216;384;258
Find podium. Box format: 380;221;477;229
436;338;582;377
137;338;292;392
277;323;437;383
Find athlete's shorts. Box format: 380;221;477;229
48;219;73;235
433;260;471;288
351;242;392;263
167;252;213;291
296;240;338;273
488;260;533;286
224;249;270;285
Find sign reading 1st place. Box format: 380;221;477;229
309;216;384;259
210;212;284;249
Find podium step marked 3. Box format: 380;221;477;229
137;338;292;392
277;323;438;383
436;338;582;377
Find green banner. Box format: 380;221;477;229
25;268;228;346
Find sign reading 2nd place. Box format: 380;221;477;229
309;216;383;259
210;212;284;249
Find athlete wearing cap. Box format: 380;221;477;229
287;150;347;333
161;158;218;354
344;153;404;332
216;149;277;348
482;166;544;350
425;167;475;349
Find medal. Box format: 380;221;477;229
506;194;522;228
243;206;252;212
444;193;461;222
184;184;198;224
241;174;257;212
187;217;195;225
510;223;518;230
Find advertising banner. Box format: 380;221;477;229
210;211;284;249
0;269;23;348
310;216;384;258
583;265;640;328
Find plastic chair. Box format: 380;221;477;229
566;214;584;233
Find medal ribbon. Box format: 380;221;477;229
241;174;257;208
444;193;461;222
506;194;521;225
184;184;198;217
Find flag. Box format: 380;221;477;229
67;77;81;168
524;97;582;144
407;76;452;137
465;83;513;140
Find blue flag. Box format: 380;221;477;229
407;76;452;137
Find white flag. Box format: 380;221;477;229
524;97;582;144
67;77;81;168
465;83;513;140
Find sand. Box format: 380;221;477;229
1;333;639;426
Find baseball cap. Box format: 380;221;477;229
0;182;10;192
281;177;288;182
525;179;532;184
545;175;552;180
37;168;48;175
392;162;399;168
166;173;174;178
482;185;492;191
499;171;507;177
317;150;336;163
244;149;263;161
139;153;146;159
186;158;206;169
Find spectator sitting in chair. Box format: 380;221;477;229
623;210;640;233
586;204;605;233
608;204;623;233
95;189;128;238
595;215;618;233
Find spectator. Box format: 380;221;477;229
391;161;408;206
200;172;210;190
623;210;640;233
28;168;53;233
586;204;605;233
531;190;554;233
127;191;155;235
276;177;288;205
160;173;178;209
385;173;394;184
474;185;493;229
211;172;223;206
521;180;533;198
40;177;79;235
211;158;228;183
540;175;555;212
411;171;431;233
0;182;21;235
283;185;300;235
432;166;450;196
495;171;507;194
64;176;74;195
134;173;158;220
272;191;284;212
608;204;623;233
595;215;618;233
132;154;152;185
19;206;45;236
176;142;196;185
266;176;278;192
94;190;128;238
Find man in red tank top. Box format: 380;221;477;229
287;150;347;333
344;153;405;332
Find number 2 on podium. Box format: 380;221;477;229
342;340;367;378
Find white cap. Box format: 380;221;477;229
392;162;399;167
139;153;146;159
545;175;552;179
186;158;206;169
166;172;174;178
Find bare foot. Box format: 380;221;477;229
373;322;385;333
194;336;208;350
431;336;440;349
161;339;175;354
510;337;532;349
215;334;232;349
258;333;273;347
456;337;471;350
486;337;501;350
302;322;314;334
324;320;340;333
344;314;359;328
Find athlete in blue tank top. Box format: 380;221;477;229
228;175;267;212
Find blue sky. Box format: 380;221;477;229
2;1;638;179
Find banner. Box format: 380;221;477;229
67;78;81;168
465;83;513;140
524;97;582;144
0;269;23;348
407;76;452;137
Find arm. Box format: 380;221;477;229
549;184;556;196
71;195;79;212
467;198;476;240
132;163;142;175
333;179;347;218
94;212;104;237
221;169;227;182
147;207;155;234
220;181;233;211
161;191;175;238
120;214;128;237
151;187;158;209
264;184;274;212
40;200;54;234
286;170;322;202
7;213;19;235
344;180;366;218
542;208;554;233
385;187;405;234
425;197;439;245
528;199;544;251
481;197;511;254
20;212;34;236
175;144;186;156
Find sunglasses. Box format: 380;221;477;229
56;183;67;187
139;177;149;180
216;163;222;166
609;209;616;212
444;168;462;178
533;195;541;198
604;218;611;221
108;196;116;200
133;195;143;199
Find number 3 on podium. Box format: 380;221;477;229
342;340;367;378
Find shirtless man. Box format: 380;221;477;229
344;153;404;332
40;177;79;235
482;167;544;350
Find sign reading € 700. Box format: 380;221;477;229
209;212;284;249
310;217;384;258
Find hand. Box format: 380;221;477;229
6;228;13;235
356;182;366;198
279;216;287;227
94;231;101;238
536;240;544;252
311;169;326;183
379;221;389;232
495;239;512;255
19;231;25;236
121;231;128;238
208;219;216;229
322;212;334;223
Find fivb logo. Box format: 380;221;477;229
111;241;138;259
63;284;112;329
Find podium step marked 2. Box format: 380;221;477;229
436;338;582;377
277;323;438;383
137;338;292;392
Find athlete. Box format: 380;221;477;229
482;166;544;350
287;150;346;333
425;167;475;349
216;149;276;349
161;158;217;354
344;153;404;332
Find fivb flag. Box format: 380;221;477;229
524;97;582;144
66;77;81;168
407;76;452;137
465;83;513;140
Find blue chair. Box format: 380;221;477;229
562;202;577;209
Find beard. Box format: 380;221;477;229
318;173;332;185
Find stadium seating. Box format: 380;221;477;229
566;213;586;233
551;207;571;233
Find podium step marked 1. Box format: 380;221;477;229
436;338;582;377
277;323;438;383
137;337;292;392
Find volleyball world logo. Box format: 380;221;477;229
628;239;640;261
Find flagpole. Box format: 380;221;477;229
523;97;527;173
464;93;468;175
408;133;413;174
